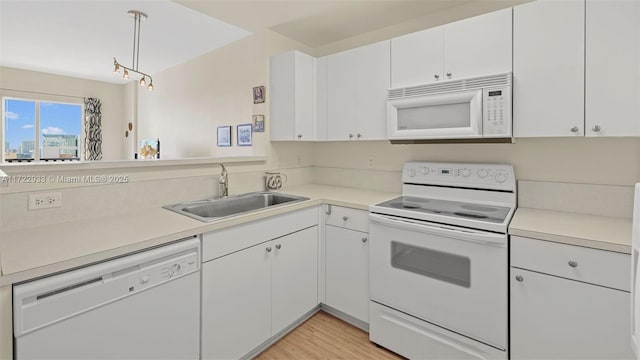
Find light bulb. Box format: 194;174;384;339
113;63;120;73
123;69;129;79
147;82;153;91
139;77;146;86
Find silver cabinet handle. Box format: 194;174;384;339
592;125;601;132
568;260;578;268
297;134;302;139
361;237;368;243
325;204;332;215
357;133;362;139
570;126;579;133
266;246;272;253
342;216;349;221
348;133;354;139
434;74;440;80
275;244;281;250
446;72;452;78
515;275;524;282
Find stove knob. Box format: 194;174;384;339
421;167;429;175
460;168;471;177
495;173;507;183
477;169;489;179
408;168;417;177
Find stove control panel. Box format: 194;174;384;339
403;162;515;191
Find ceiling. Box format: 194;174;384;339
1;0;517;84
0;0;250;84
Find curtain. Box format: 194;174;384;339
84;97;102;160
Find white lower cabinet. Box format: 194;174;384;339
510;236;633;359
201;208;319;360
325;225;369;323
271;226;319;335
201;243;271;360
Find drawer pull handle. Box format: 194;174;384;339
515;275;524;282
266;247;272;253
361;237;368;243
342;216;349;221
275;244;282;250
568;260;578;268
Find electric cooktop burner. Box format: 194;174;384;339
377;196;510;224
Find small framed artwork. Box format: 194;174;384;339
237;124;252;146
217;126;231;147
253;86;265;104
252;115;265;132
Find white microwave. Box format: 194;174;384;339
387;73;512;142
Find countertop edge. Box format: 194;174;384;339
508;228;631;254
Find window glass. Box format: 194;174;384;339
40;102;82;160
3;98;36;161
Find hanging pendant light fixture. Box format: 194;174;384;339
113;10;153;91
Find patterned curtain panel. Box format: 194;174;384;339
84;97;103;160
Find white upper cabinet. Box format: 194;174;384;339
513;0;585;137
270;50;316;141
390;8;512;89
315;56;328;140
585;0;640;137
444;8;512;80
391;27;444;88
327;40;390;141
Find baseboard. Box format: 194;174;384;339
320;304;369;332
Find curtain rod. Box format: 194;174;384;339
0;88;86;100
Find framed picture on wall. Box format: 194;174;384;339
217;126;231;147
237;124;252;146
253;86;265;104
252;115;265;132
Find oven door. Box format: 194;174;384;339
369;213;507;350
387;90;483;140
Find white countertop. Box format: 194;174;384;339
0;184;398;286
509;207;632;254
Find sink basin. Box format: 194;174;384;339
164;192;309;222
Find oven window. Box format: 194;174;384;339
397;102;470;130
391;241;471;288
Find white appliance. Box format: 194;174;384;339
632;183;640;358
369;162;516;359
387;73;512;142
13;237;201;360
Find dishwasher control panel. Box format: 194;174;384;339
130;252;199;292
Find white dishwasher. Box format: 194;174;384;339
13;237;201;360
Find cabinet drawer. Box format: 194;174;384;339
325;205;369;232
511;236;630;291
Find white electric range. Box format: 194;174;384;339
369;161;516;360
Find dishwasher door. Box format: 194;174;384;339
13;237;201;360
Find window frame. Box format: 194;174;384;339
2;94;85;163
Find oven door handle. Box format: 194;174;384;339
369;213;507;246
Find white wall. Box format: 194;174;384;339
0;66;126;160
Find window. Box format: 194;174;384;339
3;97;83;162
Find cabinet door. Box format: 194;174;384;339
444;8;512;80
513;0;585;137
391;26;444;88
355;41;390;140
270;51;295;141
294;52;315;140
586;0;640;137
327;48;358;140
201;244;271;360
271;226;318;335
325;226;369;323
510;268;634;359
315;56;328;140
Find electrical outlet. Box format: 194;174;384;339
28;192;62;210
367;156;376;169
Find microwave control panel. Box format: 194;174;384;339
483;87;511;137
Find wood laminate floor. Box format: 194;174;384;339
255;311;404;360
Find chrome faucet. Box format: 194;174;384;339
218;163;228;197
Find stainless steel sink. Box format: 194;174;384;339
163;192;309;222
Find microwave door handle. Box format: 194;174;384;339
369;213;506;246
